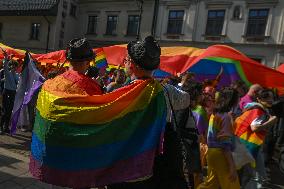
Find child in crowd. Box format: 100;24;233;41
198;87;240;189
235;89;277;188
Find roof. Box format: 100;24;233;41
0;0;59;16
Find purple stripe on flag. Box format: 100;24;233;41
23;81;43;105
10;54;45;134
30;149;155;188
194;73;241;89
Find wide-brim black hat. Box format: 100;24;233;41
66;38;95;62
127;36;161;71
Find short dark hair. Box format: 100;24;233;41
181;80;203;103
214;87;239;113
256;88;274;101
127;36;161;71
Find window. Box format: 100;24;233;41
30;23;40;40
205;10;225;36
127;15;140;36
106;15;118;35
87;16;98;34
70;4;77;17
167;10;184;34
246;9;269;36
0;23;2;38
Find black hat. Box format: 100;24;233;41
127;36;161;71
66;38;95;62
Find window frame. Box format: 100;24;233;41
30;23;41;40
205;9;226;36
87;15;98;35
166;10;185;35
105;15;118;36
245;8;269;37
126;15;140;36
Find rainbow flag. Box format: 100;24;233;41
192;105;208;135
95;48;108;69
2;43;284;95
103;45;284;95
29;78;167;188
234;107;267;159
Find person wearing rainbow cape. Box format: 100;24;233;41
108;36;192;189
30;36;191;189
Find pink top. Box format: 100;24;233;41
239;94;253;110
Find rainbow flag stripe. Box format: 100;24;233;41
192;105;208;135
235;108;267;159
95;48;108;68
188;57;252;88
29;78;167;188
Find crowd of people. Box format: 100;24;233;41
0;36;284;189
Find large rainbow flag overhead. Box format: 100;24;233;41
1;43;284;95
29;77;167;188
102;45;284;95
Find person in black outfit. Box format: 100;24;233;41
0;53;19;134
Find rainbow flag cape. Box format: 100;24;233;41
192;105;208;135
234;106;267;159
29;78;167;188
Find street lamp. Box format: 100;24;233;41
135;0;144;40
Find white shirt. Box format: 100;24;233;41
162;84;190;122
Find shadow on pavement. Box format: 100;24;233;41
0;132;31;156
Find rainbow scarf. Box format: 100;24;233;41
234;104;267;159
29;77;167;188
192;105;208;135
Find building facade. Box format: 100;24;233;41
76;0;156;47
0;0;60;53
0;0;283;68
156;0;284;68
